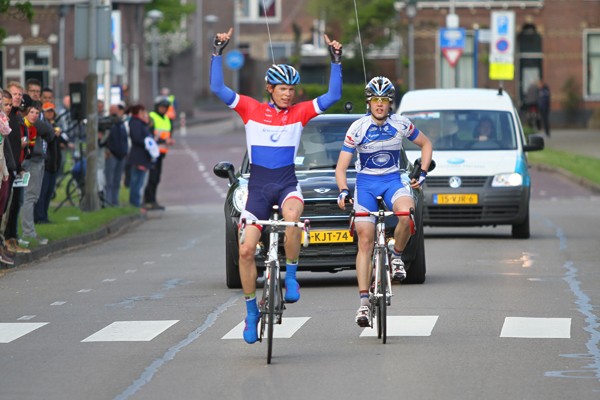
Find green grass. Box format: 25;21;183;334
529;148;600;188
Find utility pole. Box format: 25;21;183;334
81;0;100;211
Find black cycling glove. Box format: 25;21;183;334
213;35;229;56
329;44;342;64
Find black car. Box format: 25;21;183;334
214;114;429;288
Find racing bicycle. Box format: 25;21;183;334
350;197;415;344
239;206;310;364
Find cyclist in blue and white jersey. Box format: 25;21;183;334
210;28;343;344
335;76;432;327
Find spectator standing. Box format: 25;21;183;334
3;82;30;254
35;102;67;224
127;104;154;208
160;87;177;124
25;78;42;102
20;100;51;246
0;90;15;264
104;102;129;206
144;97;173;210
537;79;551;137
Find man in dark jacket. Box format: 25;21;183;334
104;102;129;206
537;79;551;137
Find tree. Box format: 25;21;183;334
0;0;33;42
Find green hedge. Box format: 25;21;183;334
300;83;367;114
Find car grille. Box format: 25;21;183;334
301;199;350;229
425;204;520;222
426;176;489;188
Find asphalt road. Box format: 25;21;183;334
1;119;599;400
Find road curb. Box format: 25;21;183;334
531;163;600;194
1;214;144;270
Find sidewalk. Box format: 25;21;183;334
541;128;600;159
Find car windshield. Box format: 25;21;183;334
295;120;357;170
401;110;518;151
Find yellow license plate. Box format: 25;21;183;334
434;193;479;205
305;230;354;244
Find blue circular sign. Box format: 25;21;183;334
496;38;509;52
225;50;245;70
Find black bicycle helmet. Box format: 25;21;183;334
365;76;395;101
265;64;300;85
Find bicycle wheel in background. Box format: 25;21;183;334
66;177;83;206
266;260;277;364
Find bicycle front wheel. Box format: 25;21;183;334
375;249;387;343
266;260;278;364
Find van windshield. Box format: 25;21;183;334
401;110;517;151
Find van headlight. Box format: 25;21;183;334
492;173;523;187
232;184;248;212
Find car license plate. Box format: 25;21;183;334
433;194;478;205
306;230;353;244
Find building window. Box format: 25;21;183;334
238;0;281;23
23;47;51;88
440;33;474;88
266;42;293;62
585;30;600;99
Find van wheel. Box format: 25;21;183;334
512;212;530;239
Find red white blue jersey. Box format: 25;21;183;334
342;114;420;175
229;94;322;169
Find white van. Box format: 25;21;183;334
398;88;544;238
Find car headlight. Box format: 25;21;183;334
492;173;523;187
232;184;248;212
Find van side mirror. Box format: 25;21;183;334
523;134;545;152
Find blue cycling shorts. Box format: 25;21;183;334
353;172;412;223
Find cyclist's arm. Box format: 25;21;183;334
209;55;237;106
411;131;433;173
315;63;342;112
335;149;353;192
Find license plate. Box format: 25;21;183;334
306;230;353;244
433;193;479;205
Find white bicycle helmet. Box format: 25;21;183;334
365;76;395;101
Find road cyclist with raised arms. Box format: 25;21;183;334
210;27;343;344
335;76;433;327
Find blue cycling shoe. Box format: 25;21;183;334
243;313;260;344
284;279;300;303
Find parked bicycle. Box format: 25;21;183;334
239;206;310;364
349;197;415;344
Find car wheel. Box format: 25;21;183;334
404;230;426;284
225;223;242;289
512;210;530;239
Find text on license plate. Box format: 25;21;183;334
306;230;353;244
433;194;479;205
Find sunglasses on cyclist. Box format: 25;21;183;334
370;97;391;104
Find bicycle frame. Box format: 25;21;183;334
239;206;310;363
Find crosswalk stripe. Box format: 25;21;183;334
360;316;439;337
0;323;48;343
81;320;179;342
500;317;571;338
222;317;310;340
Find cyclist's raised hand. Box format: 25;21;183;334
324;34;342;64
213;28;233;56
337;189;353;210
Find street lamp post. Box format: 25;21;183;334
406;1;417;91
147;9;163;101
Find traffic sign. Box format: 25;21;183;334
439;28;465;68
225;50;245;70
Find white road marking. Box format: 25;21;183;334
103;279;116;282
82;320;179;342
51;301;67;306
77;289;92;293
0;323;48;343
500;317;571;338
222;317;310;339
360;316;439;337
17;315;36;321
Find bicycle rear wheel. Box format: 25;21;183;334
266;260;277;364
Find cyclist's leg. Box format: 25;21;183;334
280;188;303;302
387;182;415;281
354;177;378;326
